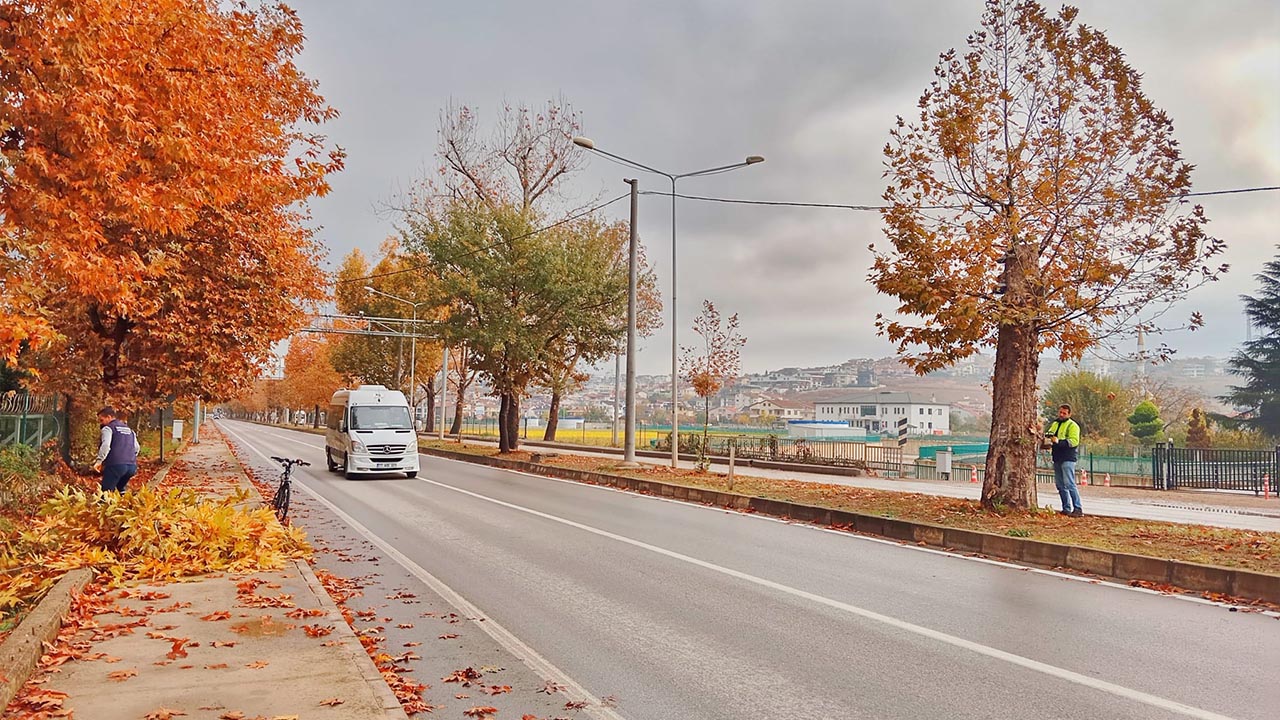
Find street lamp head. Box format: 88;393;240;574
363;285;376;293
572;136;595;150
745;155;765;165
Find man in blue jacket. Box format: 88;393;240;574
1044;404;1083;517
94;406;140;493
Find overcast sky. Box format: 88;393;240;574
285;0;1280;375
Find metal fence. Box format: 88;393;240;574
1152;443;1279;494
0;391;65;447
903;460;1058;485
705;435;904;473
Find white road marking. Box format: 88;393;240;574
243;423;1279;617
404;474;1237;720
218;422;626;720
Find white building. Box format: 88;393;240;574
743;396;809;421
814;391;951;435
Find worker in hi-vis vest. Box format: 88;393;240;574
1043;403;1082;517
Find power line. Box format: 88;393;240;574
641;184;1280;211
334;193;630;286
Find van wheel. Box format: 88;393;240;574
342;452;354;480
405;471;417;479
325;448;338;472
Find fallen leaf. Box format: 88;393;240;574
439;634;459;640
319;698;344;707
246;660;270;669
204;663;229;670
211;641;237;648
107;668;138;682
218;713;245;720
483;685;512;696
167;637;191;660
144;709;188;720
463;707;499;719
201;611;232;621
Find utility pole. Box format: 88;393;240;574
622;178;640;467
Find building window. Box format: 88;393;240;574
860;405;877;417
919;408;924;415
928;422;933;430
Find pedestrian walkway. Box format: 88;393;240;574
455;437;1280;533
14;427;406;720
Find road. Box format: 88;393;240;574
219;420;1278;720
457;437;1280;532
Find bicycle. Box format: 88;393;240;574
269;456;310;523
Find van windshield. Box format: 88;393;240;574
350;405;412;430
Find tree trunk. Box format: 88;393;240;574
450;390;465;436
981;320;1041;509
423;377;436;433
498;393;511;453
313;403;320;429
503;391;521;452
544;391;561;441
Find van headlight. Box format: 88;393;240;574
352;439;367;453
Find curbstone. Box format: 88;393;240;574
1170;561;1234;595
1066;547;1116;577
409;443;1280;603
1019;540;1070;568
1112;553;1172;584
942;528;987;554
293;559;410;720
981;534;1025;562
0;567;94;709
1230;569;1280;602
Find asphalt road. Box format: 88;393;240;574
218;420;1279;720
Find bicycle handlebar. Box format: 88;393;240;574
270;456;311;467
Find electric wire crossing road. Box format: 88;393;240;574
219;421;1278;720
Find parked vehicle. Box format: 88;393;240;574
325;385;420;479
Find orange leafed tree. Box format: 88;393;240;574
870;0;1225;509
0;0;343;409
680;300;746;462
280;332;347;427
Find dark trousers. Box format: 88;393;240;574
101;464;138;493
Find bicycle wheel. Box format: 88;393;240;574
272;481;291;523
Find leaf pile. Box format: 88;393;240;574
0;486;310;612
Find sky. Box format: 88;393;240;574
283;0;1280;376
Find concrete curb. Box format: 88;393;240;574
0;567;94;709
418;445;1280;605
294;558;411;720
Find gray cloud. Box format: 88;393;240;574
289;0;1280;374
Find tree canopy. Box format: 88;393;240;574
0;0;342;410
1221;247;1280;438
871;0;1225;508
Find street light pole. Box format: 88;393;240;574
439;346;449;441
364;286;425;427
572;136;763;468
623;178;640;466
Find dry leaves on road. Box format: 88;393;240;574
463;708;499;719
444;667;484;686
319;697;345;706
107;668;138;681
201;610;232;621
144;709;187;720
245;660;270;669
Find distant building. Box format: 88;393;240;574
743;395;810;421
814;391;951;435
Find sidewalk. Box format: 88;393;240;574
452;436;1280;533
5;428;406;720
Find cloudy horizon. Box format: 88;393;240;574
285;0;1280;375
